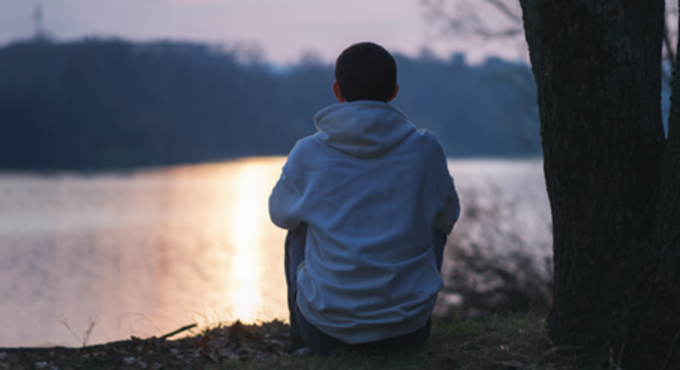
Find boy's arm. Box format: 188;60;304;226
429;135;461;234
269;170;303;230
434;176;460;234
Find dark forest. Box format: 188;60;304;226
0;39;540;170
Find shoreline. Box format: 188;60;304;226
0;313;578;369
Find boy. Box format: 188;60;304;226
269;42;460;354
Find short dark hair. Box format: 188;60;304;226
334;42;397;102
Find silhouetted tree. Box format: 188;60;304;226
522;0;680;367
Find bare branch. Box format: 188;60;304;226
421;0;523;40
483;0;522;23
159;324;197;340
662;3;678;85
663;21;675;82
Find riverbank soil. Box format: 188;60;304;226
0;314;579;369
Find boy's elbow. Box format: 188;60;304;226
268;196;301;230
451;198;461;224
435;197;461;234
448;186;461;223
268;170;303;230
269;207;298;230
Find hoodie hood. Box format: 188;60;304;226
313;101;417;158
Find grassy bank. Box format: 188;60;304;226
0;312;582;369
230;313;579;370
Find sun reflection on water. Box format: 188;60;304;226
226;161;272;322
150;157;287;327
0;158;550;347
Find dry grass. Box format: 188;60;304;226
0;313;582;369
218;313;578;370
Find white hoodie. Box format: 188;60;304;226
269;101;460;344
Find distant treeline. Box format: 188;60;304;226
0;39;540;170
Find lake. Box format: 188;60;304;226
0;157;550;347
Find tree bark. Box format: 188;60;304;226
627;5;680;366
520;0;670;365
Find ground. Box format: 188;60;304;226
0;313;589;369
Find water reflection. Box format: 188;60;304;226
227;163;269;322
149;158;288;328
0;157;288;347
0;158;550;347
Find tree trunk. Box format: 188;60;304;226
628;4;680;366
520;0;673;365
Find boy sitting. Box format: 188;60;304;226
269;42;460;354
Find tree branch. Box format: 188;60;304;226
483;0;522;23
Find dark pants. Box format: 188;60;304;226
285;222;447;355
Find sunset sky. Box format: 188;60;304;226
0;0;527;65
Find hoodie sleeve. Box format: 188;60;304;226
269;170;303;230
428;134;461;234
434;174;460;234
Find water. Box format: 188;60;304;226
0;157;550;347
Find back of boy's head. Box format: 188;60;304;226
334;42;397;103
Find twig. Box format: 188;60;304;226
483;0;522;22
58;315;82;346
0;324;194;353
664;18;676;73
617;343;625;367
58;315;99;347
159;324;197;340
82;316;99;346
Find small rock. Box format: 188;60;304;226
293;347;313;356
123;357;136;365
